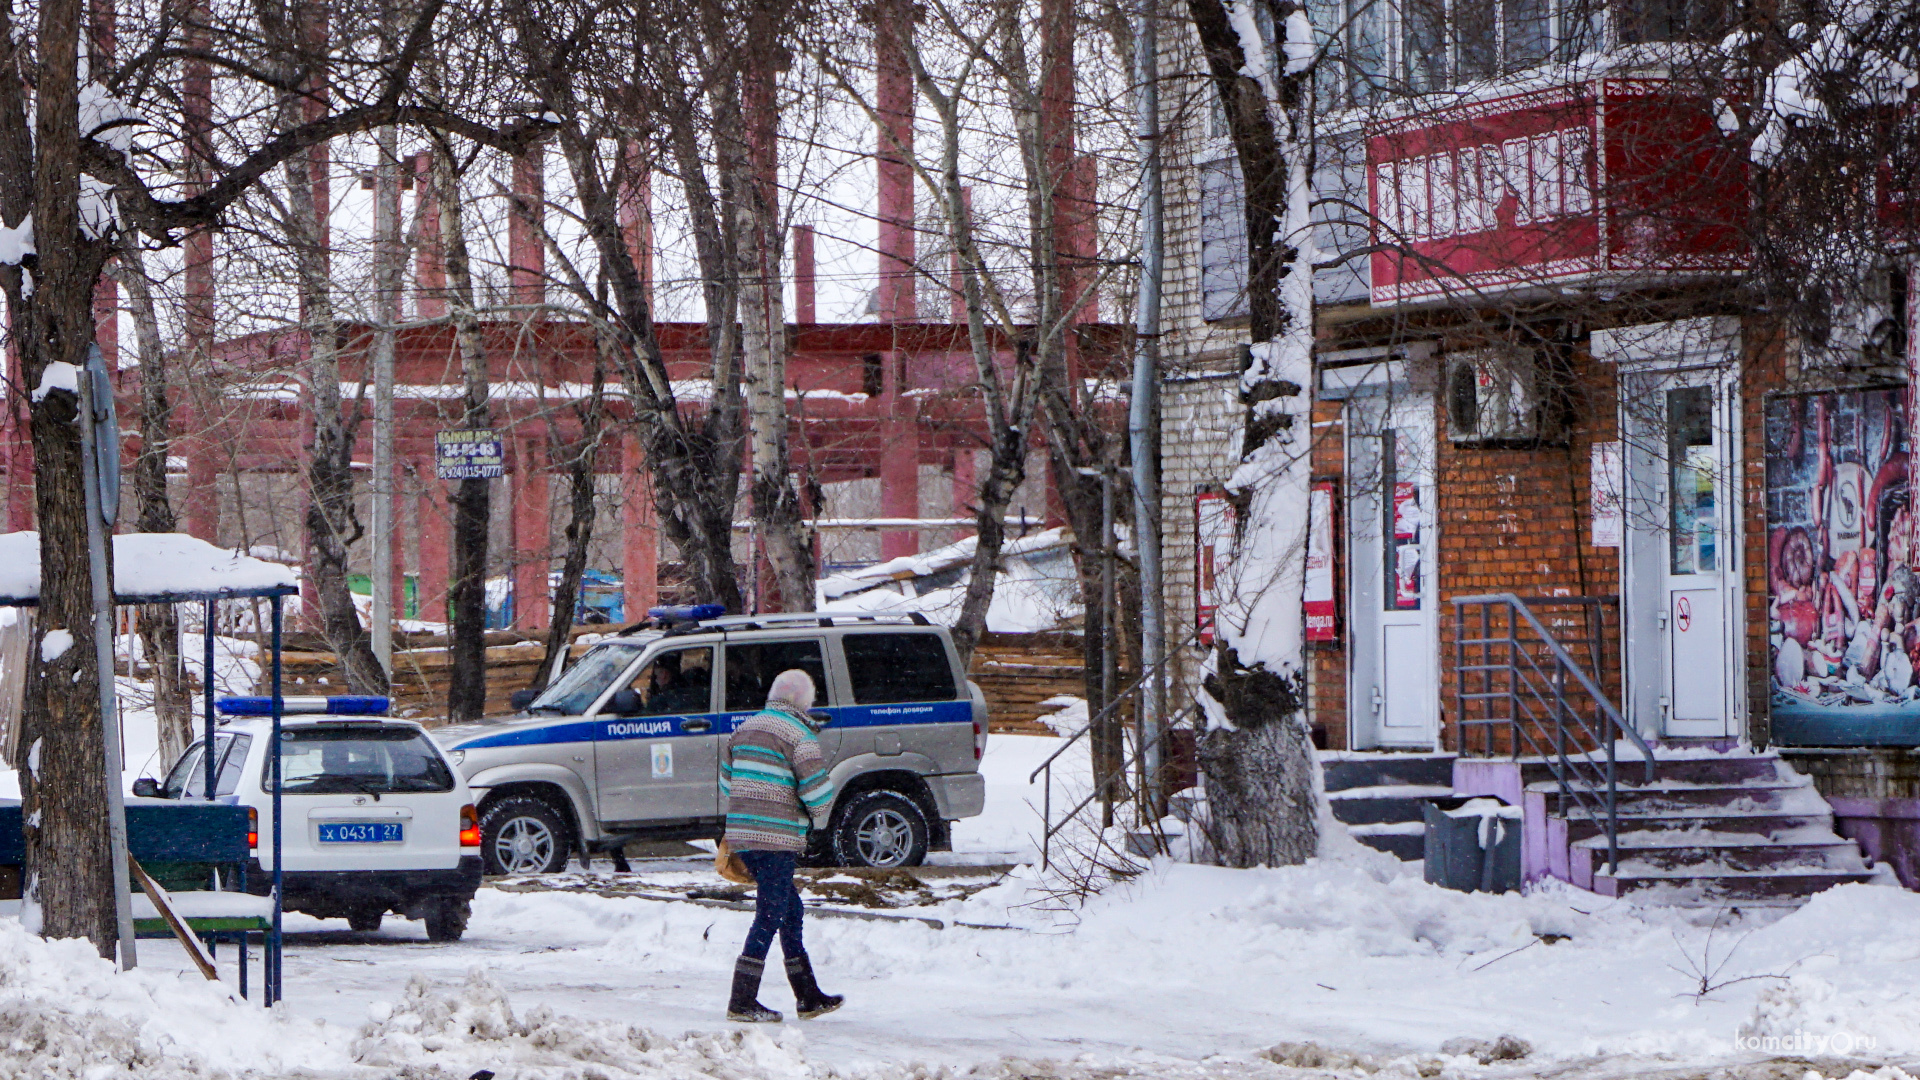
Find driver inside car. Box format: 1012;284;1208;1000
633;651;711;715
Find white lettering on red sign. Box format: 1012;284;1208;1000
1374;128;1594;243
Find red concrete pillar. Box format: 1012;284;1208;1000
512;439;551;629
181;14;216;542
412;153;445;321
793;225;816;324
621;433;658;623
509;144;546;310
875;0;915;324
618;142;653;304
952;446;977;518
879;350;919;560
417;483;450;625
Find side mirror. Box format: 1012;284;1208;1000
131;778;163;799
808;710;833;727
607;688;643;716
509;689;538;712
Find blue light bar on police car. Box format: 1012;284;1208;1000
217;696;391;716
648;604;725;622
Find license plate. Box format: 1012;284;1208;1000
318;822;404;844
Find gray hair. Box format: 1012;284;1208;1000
766;668;816;711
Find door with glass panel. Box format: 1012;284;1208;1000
1623;370;1741;738
1347;395;1439;748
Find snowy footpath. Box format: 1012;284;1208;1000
8;733;1920;1078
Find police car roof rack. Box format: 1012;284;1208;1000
675;611;933;634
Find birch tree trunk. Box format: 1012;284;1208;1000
112;235;193;764
725;17;814;612
1186;0;1321;867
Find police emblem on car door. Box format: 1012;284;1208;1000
594;645;718;823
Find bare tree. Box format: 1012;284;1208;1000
0;0;524;952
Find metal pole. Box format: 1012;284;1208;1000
1130;0;1166;818
370;121;402;674
205;600;216;797
78;353;138;969
1099;469;1116;827
269;593;284;1004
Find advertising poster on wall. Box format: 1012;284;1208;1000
1764;387;1920;745
1305;480;1338;643
1196;490;1235;645
1390;480;1423;609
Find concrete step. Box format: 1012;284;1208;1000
1537;780;1813;816
1322;752;1455;793
1560;810;1828;845
1346;821;1426;861
1592;866;1877;902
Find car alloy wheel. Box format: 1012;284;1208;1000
494;816;556;874
854;807;916;867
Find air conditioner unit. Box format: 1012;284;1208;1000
1445;348;1544;444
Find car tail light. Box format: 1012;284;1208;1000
460;804;481;848
247;807;258;850
973;718;984;760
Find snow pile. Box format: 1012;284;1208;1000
0;532;297;602
0;917;347;1078
78;81;145;154
354;969;818;1079
30;362;79;404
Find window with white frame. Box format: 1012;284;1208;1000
1199;156;1250;322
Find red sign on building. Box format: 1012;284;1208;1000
1368;80;1745;305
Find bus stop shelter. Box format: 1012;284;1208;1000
0;531;298;1002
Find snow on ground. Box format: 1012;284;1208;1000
8;730;1920;1077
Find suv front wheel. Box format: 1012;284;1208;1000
480;797;571;875
831;790;929;868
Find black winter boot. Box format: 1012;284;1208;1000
727;956;781;1022
785;951;844;1019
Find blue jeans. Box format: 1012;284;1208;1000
737;850;805;962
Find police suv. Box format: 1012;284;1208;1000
436;611;989;873
133;696;484;941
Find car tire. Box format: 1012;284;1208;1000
831;790;929;868
480;797;571;875
347;907;383;933
423;896;470;942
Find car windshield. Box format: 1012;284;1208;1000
267;725;456;795
526;643;643;714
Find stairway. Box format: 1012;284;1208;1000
1548;750;1877;904
1324;753;1456;860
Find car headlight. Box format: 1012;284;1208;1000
449;749;466;766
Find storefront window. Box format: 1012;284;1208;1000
1668;386;1717;574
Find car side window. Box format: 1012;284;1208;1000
725;639;829;712
169;733;256;799
842;633;958;704
618;646;715;716
161;745;204;800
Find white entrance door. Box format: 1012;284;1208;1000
1623;371;1741;738
1347;396;1439;748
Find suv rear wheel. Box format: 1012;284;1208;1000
423;896;470;942
480;796;570;875
832;790;929;868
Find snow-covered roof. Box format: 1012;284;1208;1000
816;526;1071;600
0;532;299;605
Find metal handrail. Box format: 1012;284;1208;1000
1451;593;1653;874
1034;704;1197;870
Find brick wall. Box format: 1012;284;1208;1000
1308;398;1348;749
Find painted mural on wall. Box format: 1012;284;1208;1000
1765;387;1920;745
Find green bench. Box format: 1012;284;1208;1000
0;799;275;997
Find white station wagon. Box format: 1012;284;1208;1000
135;696;483;941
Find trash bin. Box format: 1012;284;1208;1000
1423;797;1522;894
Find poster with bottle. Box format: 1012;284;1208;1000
1391;481;1422;609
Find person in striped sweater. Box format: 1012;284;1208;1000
719;668;844;1022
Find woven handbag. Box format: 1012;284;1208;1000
714;839;753;884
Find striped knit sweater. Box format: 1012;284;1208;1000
720;704;835;852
